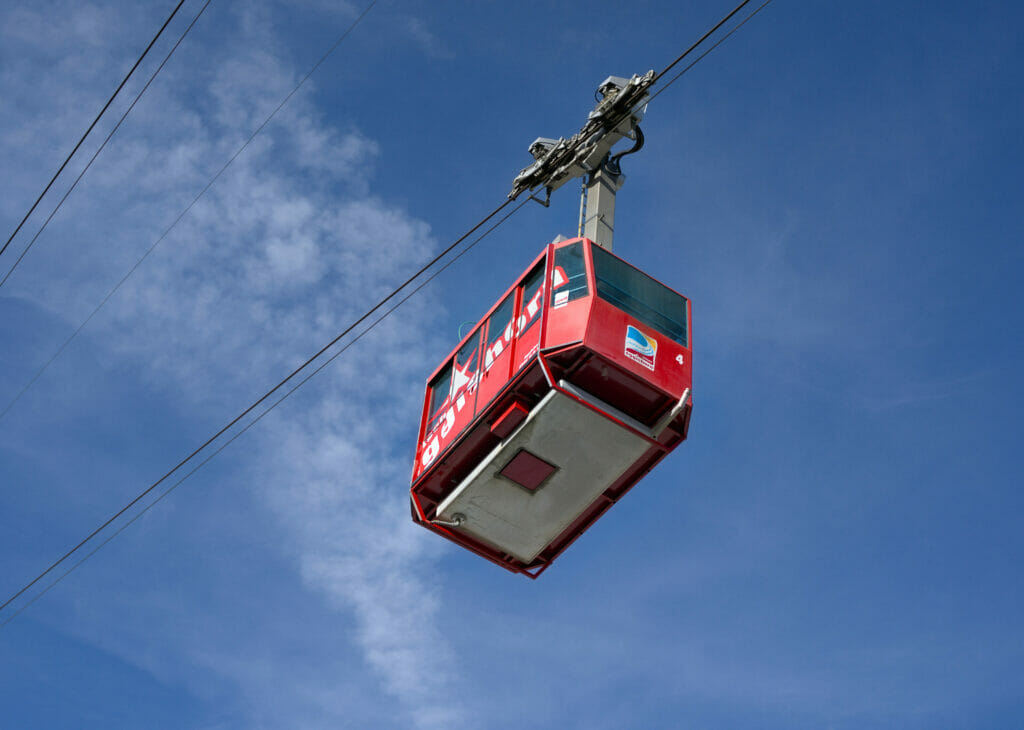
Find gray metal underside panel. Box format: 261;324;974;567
435;389;650;563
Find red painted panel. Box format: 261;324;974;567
414;329;483;479
411;237;694;577
414;251;549;480
510;262;545;374
513;319;542;374
544;298;590;351
585;297;691;400
476;292;516;416
543;238;591;350
490;402;528;439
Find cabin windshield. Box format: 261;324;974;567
427;364;452;430
519;262;545;331
551;241;588;306
591;245;689;346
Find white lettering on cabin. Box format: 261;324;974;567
485;340;503;369
423;434;439;465
420;282;546;472
526;291;541;319
439;406;456;438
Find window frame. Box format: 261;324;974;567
590;244;689;347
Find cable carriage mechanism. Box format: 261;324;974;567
410;73;692;577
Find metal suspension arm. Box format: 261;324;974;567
509;71;654;202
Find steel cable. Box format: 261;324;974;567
0;197;528;628
0;196;519;621
0;0;774;623
0;0;378;422
0;0;187;262
0;0;213;290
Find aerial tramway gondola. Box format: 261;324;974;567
410;73;692;577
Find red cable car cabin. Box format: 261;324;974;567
410;237;692;578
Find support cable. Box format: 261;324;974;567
0;0;774;623
647;0;774;105
0;197;523;624
0;0;379;423
508;0;772;202
651;0;753;85
0;0;187;263
0;0;214;291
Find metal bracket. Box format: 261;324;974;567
509;71;654;202
652;388;691;437
431;513;465;529
528;187;552;208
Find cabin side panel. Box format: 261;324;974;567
509;260;545;374
544;239;592;350
413;252;551;483
585;299;691;400
413;330;484;480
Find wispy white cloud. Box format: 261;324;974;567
398;16;454;60
0;1;465;726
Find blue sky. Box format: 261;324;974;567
1;0;1022;727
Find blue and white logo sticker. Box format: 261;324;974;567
624;325;657;371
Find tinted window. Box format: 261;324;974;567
484;292;515;370
551;242;588;306
592;245;688;345
518;262;545;333
427;363;452;427
452;332;481;398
